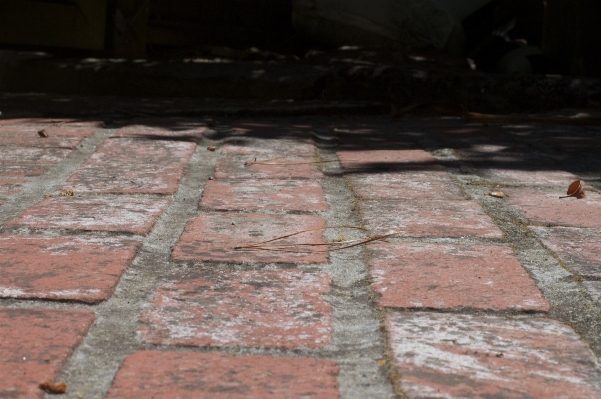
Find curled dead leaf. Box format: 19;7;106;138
488;192;504;198
39;380;67;394
37;129;48;138
207;146;216;151
559;180;585;199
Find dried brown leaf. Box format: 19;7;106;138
559;180;585;199
37;129;48;138
207;146;216;151
39;380;67;394
488;192;504;198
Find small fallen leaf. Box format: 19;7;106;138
207;146;216;151
377;359;387;366
488;192;504;198
39;380;67;394
334;235;345;242
559;180;585;199
57;190;74;197
38;129;48;138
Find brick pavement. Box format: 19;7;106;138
1;115;601;399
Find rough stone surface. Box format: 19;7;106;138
171;213;327;264
359;200;504;238
0;147;71;176
347;171;465;200
369;243;549;311
6;195;170;234
105;351;340;399
200;179;328;211
387;312;601;399
64;138;196;194
337;149;439;170
0;235;140;303
506;189;601;228
530;226;601;277
0;308;95;399
139;270;331;348
215;156;324;179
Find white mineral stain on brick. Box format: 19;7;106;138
387;312;601;398
139;271;331;348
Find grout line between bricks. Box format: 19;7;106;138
315;134;398;399
43;133;223;399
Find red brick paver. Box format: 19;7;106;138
0;178;27;196
200;179;328;211
0;147;71;176
64;138;195;194
0;308;95;399
215;157;324;179
369;243;549;311
7;195;170;234
387;312;601;399
530;227;601;277
480;168;580;186
0;236;140;303
506;189;601;228
359;200;503;238
0;126;94;148
348;171;465;200
222;135;315;156
105;351;339;399
139;270;331;348
171;213;327;264
337;149;439;170
112;125;205;139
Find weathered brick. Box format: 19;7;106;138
0;236;140;303
105;351;339;399
387;313;601;398
530;226;601;277
0;177;27;196
200;179;328;211
455;144;541;163
112;125;205;139
369;243;549;311
583;281;601;305
348;171;465;200
0;147;71;176
549;136;601;152
6;195;170;235
139;270;331;348
172;213;327;264
0;308;94;399
0;118;103;127
0;126;94;148
359;200;503;238
64;138;195;194
215;157;324;179
337;149;439;170
479;168;580;186
223;135;314;156
426;125;504;142
506;189;601;228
